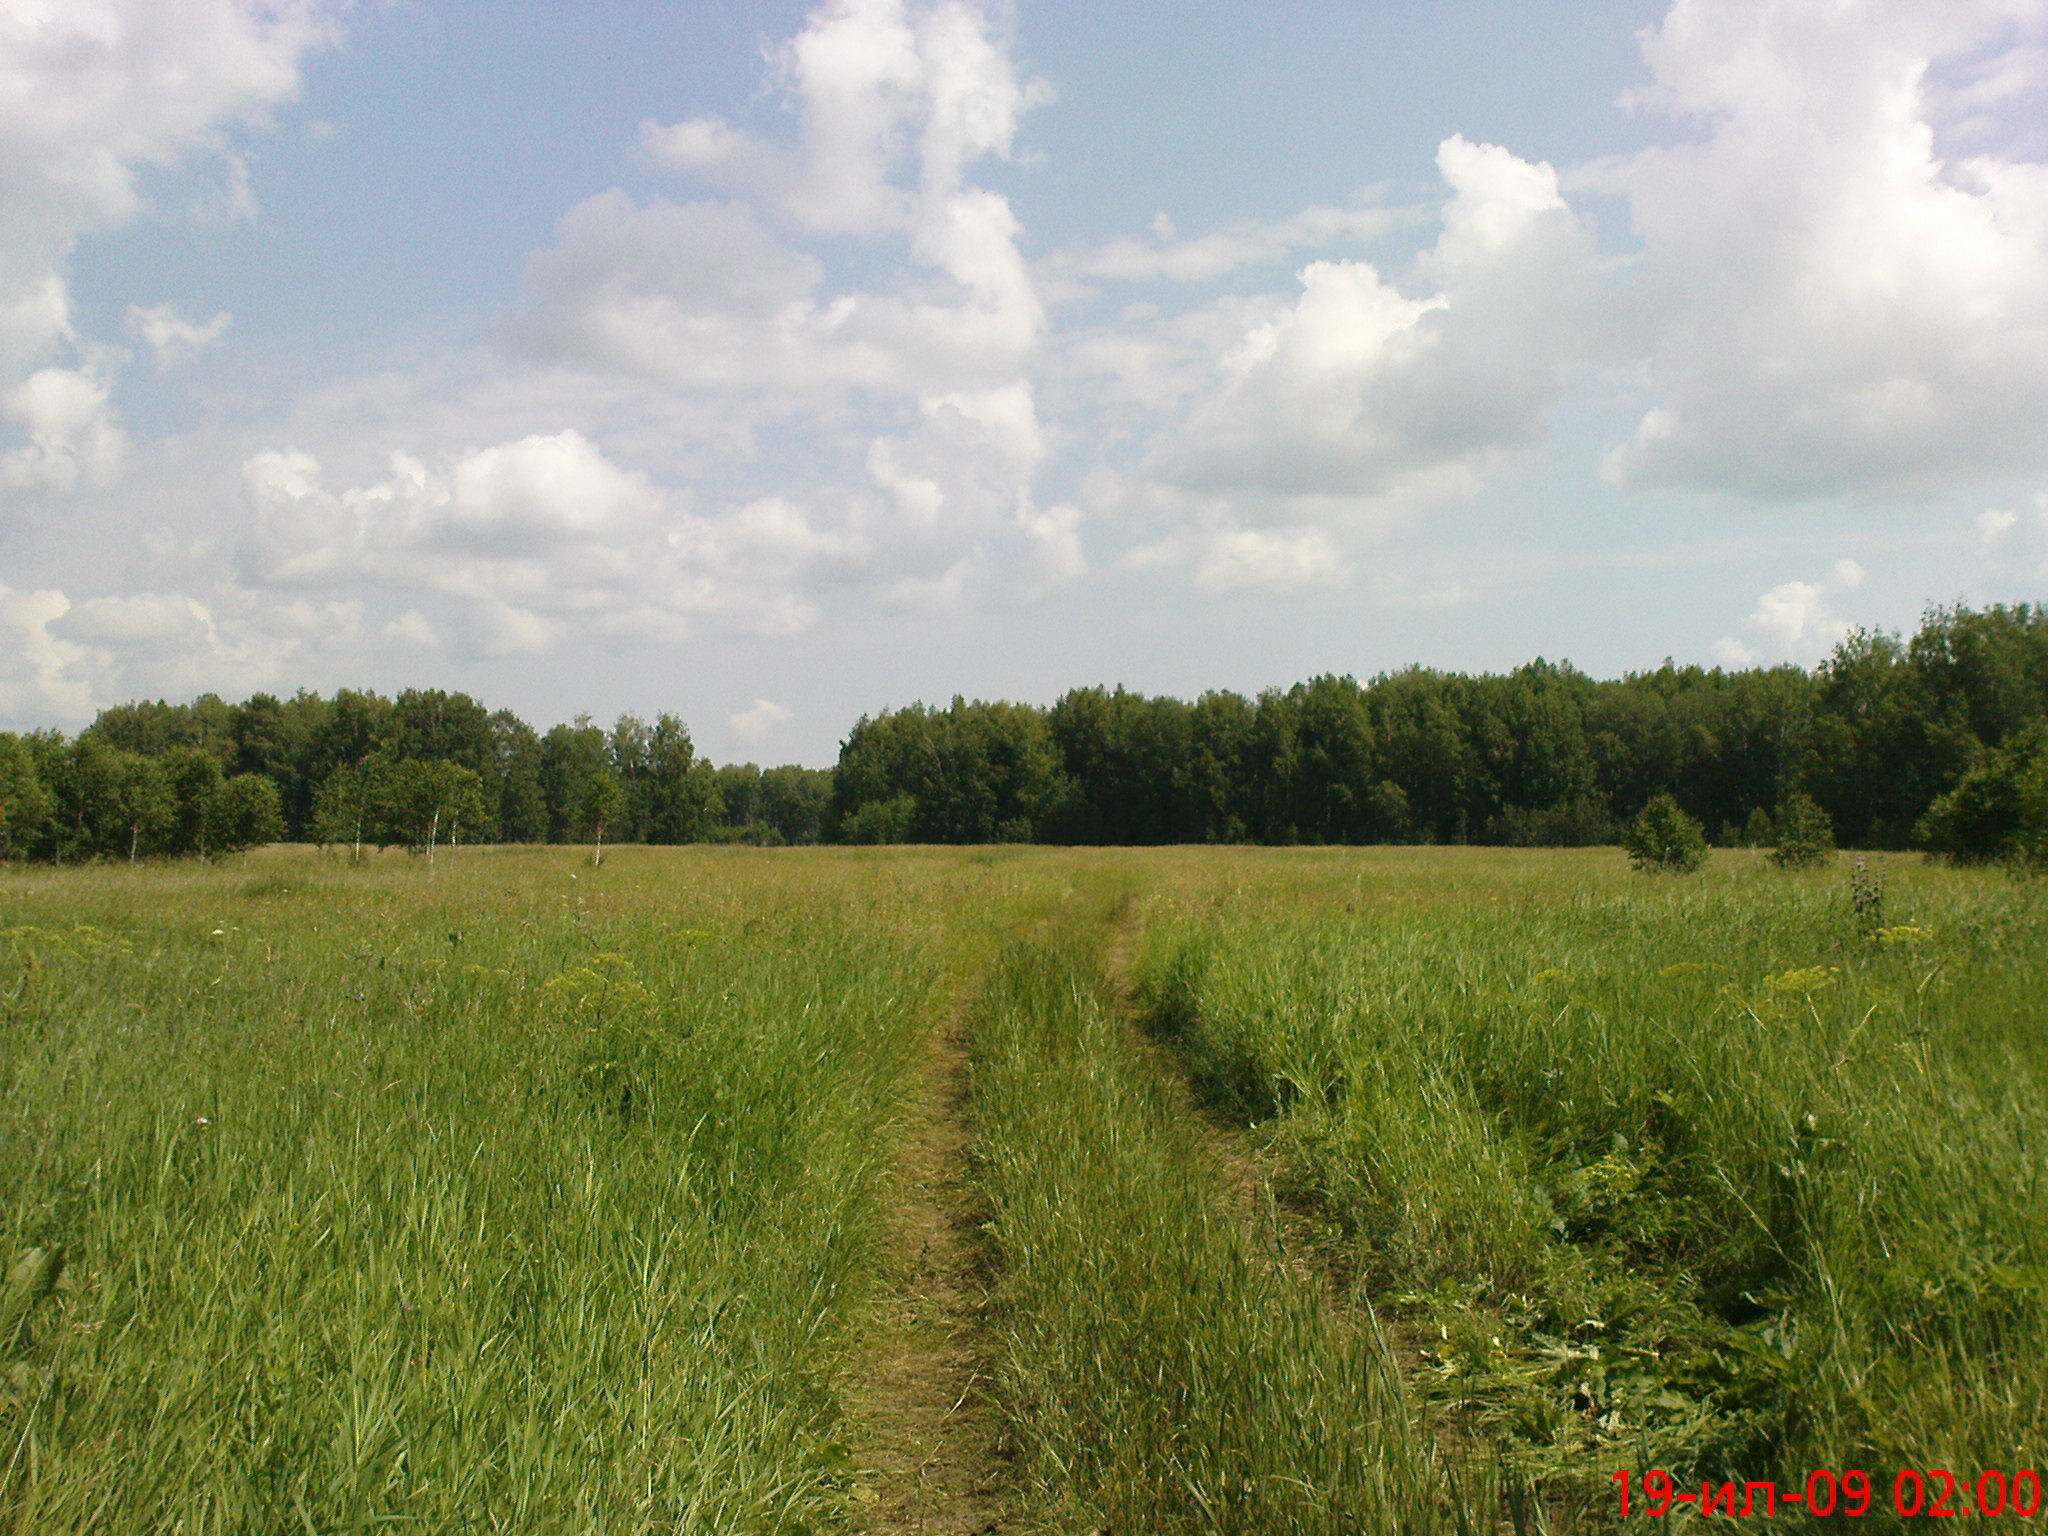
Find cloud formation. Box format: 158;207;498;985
1151;137;1594;505
526;0;1046;397
128;303;232;368
1713;557;1868;665
238;431;849;656
1605;0;2048;496
0;0;334;480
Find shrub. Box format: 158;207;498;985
1917;723;2048;869
1622;793;1709;874
1768;793;1834;869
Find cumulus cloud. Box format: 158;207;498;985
527;0;1046;398
127;303;231;367
1979;506;2019;543
728;697;793;747
642;0;1049;235
0;0;335;485
2;365;124;489
237;431;869;656
1714;556;1867;664
1122;521;1350;596
0;581;106;720
1604;0;2048;496
1150;136;1596;506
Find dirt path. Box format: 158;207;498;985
842;988;1007;1535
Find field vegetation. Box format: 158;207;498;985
1134;847;2047;1524
0;848;1045;1530
2;841;2040;1532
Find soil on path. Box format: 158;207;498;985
843;991;1007;1535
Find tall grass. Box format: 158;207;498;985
969;883;1457;1534
0;846;1044;1534
1132;847;2048;1525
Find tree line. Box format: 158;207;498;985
0;602;2039;862
830;603;2048;858
0;689;829;861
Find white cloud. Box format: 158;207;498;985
1149;136;1596;505
1716;555;1870;664
0;0;335;490
1750;580;1843;652
1604;0;2048;496
1978;506;2018;542
236;432;873;657
528;0;1045;398
643;0;1048;236
1046;202;1403;289
1192;526;1348;593
445;431;660;550
127;303;231;368
510;195;829;386
2;365;124;489
0;581;106;720
56;591;214;646
1015;499;1084;593
1124;522;1349;595
728;697;793;747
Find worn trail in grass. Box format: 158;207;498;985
966;880;1454;1534
842;978;1006;1535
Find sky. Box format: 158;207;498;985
1;0;2046;766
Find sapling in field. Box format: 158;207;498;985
1621;792;1708;873
582;768;627;866
1768;792;1834;868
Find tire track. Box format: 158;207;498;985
843;982;1007;1535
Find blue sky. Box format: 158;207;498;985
2;0;2045;764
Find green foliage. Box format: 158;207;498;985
1916;721;2048;868
973;910;1452;1534
832;697;1065;843
714;762;830;845
310;755;488;854
0;735;54;858
1133;849;2048;1519
580;768;627;845
0;845;971;1530
1622;792;1709;873
11;598;2048;858
1767;791;1834;868
212;774;286;853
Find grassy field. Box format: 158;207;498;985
2;844;2040;1532
1133;847;2048;1526
0;847;1059;1531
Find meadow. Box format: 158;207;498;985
1;843;2040;1532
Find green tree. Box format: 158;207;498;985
540;717;610;841
381;759;490;857
159;747;226;857
582;769;627;865
1916;723;2048;868
211;774;286;853
1622;792;1709;874
1769;793;1835;869
311;755;384;859
110;752;174;861
492;709;548;842
0;734;55;859
622;713;718;843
